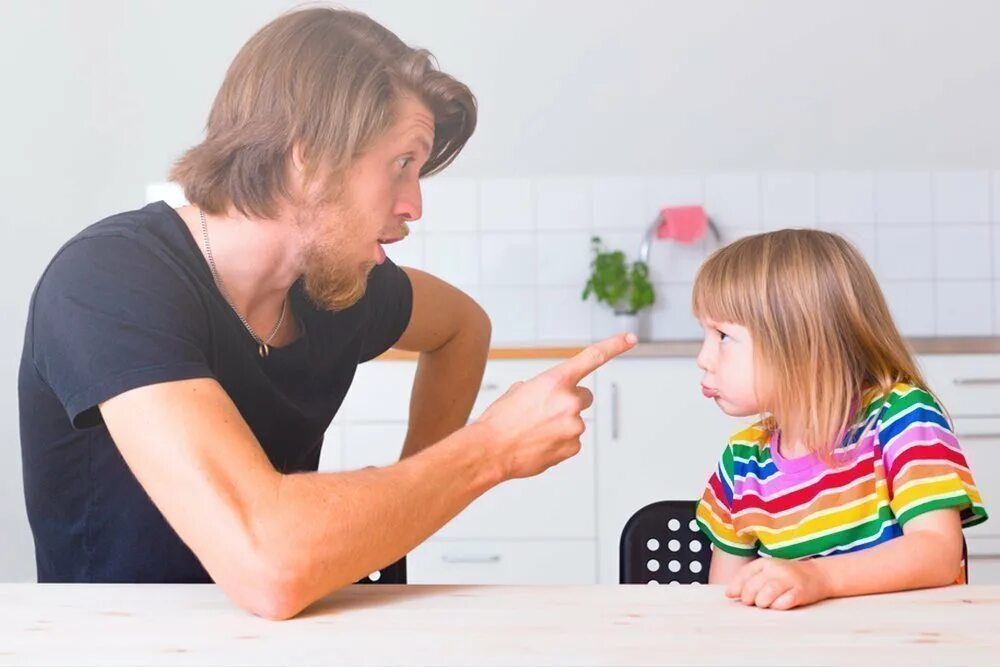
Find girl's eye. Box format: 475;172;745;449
397;157;412;169
717;329;729;342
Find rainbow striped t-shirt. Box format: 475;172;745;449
695;383;988;563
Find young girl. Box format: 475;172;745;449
693;229;988;610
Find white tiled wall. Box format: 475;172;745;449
394;170;1000;344
147;171;1000;345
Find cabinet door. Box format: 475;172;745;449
918;355;1000;540
339;422;595;540
917;354;1000;416
409;540;596;584
594;357;741;583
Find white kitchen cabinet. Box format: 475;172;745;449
918;354;1000;582
408;540;596;584
327;357;596;583
593;356;741;584
335;422;595;541
323;350;1000;586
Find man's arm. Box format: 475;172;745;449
393;268;490;458
100;334;635;620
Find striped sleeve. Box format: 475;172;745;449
878;386;988;529
695;444;759;557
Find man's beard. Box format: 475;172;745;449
302;240;374;312
299;202;376;312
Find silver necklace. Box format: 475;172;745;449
199;209;287;358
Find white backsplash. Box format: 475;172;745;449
149;170;1000;345
408;170;1000;345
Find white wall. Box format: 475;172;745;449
2;0;1000;580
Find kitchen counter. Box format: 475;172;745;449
378;337;1000;360
2;584;998;666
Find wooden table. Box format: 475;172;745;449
2;584;999;666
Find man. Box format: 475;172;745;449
18;6;634;619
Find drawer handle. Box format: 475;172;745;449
953;378;1000;386
479;382;499;392
611;382;620;441
441;554;502;564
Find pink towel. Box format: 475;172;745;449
657;205;708;244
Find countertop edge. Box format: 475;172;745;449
376;337;1000;361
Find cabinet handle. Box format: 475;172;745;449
479;382;499;392
611;382;620;441
442;554;501;564
953;378;1000;386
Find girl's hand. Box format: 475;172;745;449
725;558;832;610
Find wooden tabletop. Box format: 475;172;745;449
2;583;999;666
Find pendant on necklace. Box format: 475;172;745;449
258;343;270;358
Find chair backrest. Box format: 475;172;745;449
620;502;971;585
620;500;712;584
357;556;407;585
962;537;969;584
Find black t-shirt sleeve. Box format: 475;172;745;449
358;258;413;362
29;235;214;429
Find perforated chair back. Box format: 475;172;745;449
357;556;407;584
620;502;971;585
620;501;711;584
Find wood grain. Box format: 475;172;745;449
2;584;998;666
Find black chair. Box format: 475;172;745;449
962;538;969;584
620;500;712;584
620;501;971;586
357;556;407;584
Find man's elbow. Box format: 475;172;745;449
219;556;308;620
464;295;491;345
213;541;333;620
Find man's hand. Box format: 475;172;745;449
476;333;636;480
726;558;832;610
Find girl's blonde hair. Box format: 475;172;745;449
692;229;926;456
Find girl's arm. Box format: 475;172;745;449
726;508;963;610
812;508;964;597
708;549;755;584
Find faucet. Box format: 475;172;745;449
637;211;722;267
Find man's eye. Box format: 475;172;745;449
397;157;412;169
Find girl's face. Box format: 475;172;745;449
695;317;763;418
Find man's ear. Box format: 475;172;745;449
286;142;313;203
291;142;307;174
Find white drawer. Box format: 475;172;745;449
469;359;595;421
967;535;1000;558
340;423;407;469
968;556;1000;585
317;424;345;471
338;358;589;424
337;361;418;421
409;539;596;584
337;423;597;540
919;355;1000;416
435;426;595;540
951;417;999;538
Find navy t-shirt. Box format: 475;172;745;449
18;201;413;583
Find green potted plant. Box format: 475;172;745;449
581;236;655;337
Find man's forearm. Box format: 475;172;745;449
400;314;490;458
250;421;503;619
